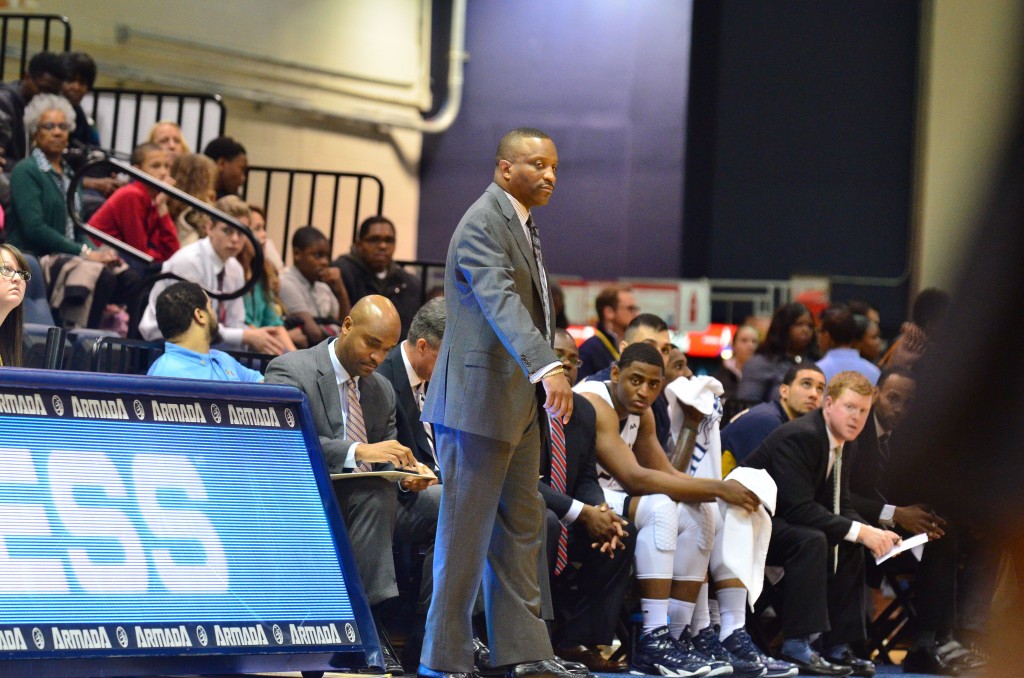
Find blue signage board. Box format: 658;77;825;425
0;367;380;676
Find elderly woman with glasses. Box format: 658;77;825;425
4;93;137;330
0;243;30;367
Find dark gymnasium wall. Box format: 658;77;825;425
419;1;921;332
684;0;921;332
417;0;693;281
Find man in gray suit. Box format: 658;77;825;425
419;129;580;678
265;295;435;673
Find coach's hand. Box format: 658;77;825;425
542;367;573;424
356;440;417;469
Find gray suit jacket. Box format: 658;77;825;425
422;183;557;443
264;340;398;472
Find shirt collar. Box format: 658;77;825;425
163;343;210;363
825;419;843;454
31;146;67;175
399;340;423;389
327;338;356;386
198;237;226;273
873;412;888;439
502;189;531;228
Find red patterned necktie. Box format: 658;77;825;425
549;413;569;575
347;378;372;471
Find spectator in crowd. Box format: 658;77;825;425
0;110;12;211
168;152;217;247
714;324;760;403
60;52;99;149
147;120;190;161
265;295;435;673
203;135;248;198
5;93;137;330
89;142;179;265
846;299;880;327
139;195;288;355
541;329;633;673
280;226;350;346
60;51;124;217
147;280;263;382
736;302;818;404
816;304;881;385
235;210;300;352
333;215;420;340
248;204;284;272
577;284;639;380
0;243;30;367
575;343;760;677
744;371;901;677
852;315;883;364
0;51;65;166
879;288;950;372
721;363;825;477
846;368;984;674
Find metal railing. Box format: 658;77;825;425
0;13;71;80
82;88;226;157
67;155;263;305
243;166;384;262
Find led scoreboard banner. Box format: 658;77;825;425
0;367;381;677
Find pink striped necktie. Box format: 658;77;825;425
549;413;569;575
347;378;372;471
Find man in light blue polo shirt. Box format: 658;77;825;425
147;280;263;382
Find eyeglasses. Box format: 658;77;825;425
38;122;71;132
0;265;31;281
554;350;583;368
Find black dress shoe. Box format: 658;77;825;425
551;657;590;675
376;626;404;675
826;647;875;677
418;665;481;678
902;646;961;676
506;658;594;678
778;651;853;676
474;637;503;676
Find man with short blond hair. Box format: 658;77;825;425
744;371;901;676
577;284;639;380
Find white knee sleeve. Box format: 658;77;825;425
673;502;713;582
710;516;740;582
634;494;678;579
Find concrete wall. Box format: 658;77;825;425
16;0;429;264
915;0;1024;290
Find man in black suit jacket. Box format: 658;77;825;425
847;368;982;674
540;330;633;672
744;371;901;677
377;298;445;475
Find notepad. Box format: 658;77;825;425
875;532;929;565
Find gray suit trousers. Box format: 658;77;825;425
421;416;553;671
333;476;399;607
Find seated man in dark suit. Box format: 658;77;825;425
540;329;634;673
847;368;985;675
744;371;901;677
265;295;436;674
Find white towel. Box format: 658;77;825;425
715;466;777;605
665;376;724;480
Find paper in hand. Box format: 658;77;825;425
875;532;929;565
